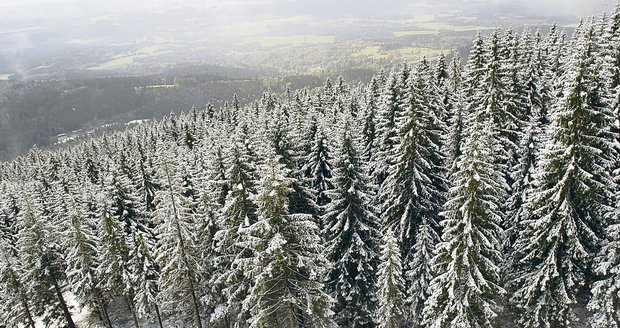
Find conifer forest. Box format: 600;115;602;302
2;4;620;328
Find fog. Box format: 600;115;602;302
0;0;615;78
1;0;613;21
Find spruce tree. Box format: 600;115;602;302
422;102;506;328
245;152;335;328
588;196;620;327
154;146;203;328
323;119;380;328
446;54;465;173
511;25;618;327
375;228;406;328
211;134;259;325
129;229;164;327
372;71;402;187
381;59;447;255
17;183;77;328
63;184;113;328
304;126;335;223
0;237;36;328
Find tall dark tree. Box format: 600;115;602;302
323;118;380;328
511;25;618;327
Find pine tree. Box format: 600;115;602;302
446;54;465;172
588;196;620;327
245;152;336;328
323;119;380;328
154;146;203;328
377;60;446;323
511;25;617;327
304;125;334;220
422;102;506;328
17;182;77;328
0;237;36;328
372;71;402;187
375;228;405;328
381;59;447;253
63;183;113;328
211;134;259;325
129;229;164;327
361;76;380;164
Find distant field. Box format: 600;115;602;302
394;47;446;60
88;46;172;70
352;44;448;62
352;46;386;59
244;35;335;47
89;56;136;70
393;30;440;37
413;22;493;32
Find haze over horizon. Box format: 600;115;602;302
0;0;614;20
0;0;616;80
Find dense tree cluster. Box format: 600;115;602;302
1;6;620;328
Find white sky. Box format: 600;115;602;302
0;0;613;19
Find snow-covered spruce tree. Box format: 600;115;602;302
501;28;529;169
602;3;620;148
422;98;506;328
446;54;465;173
17;182;77;328
503;30;552;253
303;125;334;223
371;70;403;187
511;25;618;327
129;229;164;328
0;182;19;249
211;130;259;326
603;3;620;90
63;183;113;328
379;59;447;324
97;167;142;328
133;140;159;214
154;145;204;328
265;105;318;218
0;236;36;328
245;151;335;328
209;145;231;208
544;24;567;95
104;161;149;237
361;76;381;164
381;59;447;246
375;228;406;328
461;33;487;113
479;30;520;173
503;111;544;258
323;118;380;328
588;188;620;327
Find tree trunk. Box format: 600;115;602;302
154;303;164;328
50;274;76;328
287;303;297;328
2;248;36;328
164;165;202;328
95;290;113;328
188;283;203;328
125;294;141;328
18;290;36;328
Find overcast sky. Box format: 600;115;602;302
0;0;614;21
